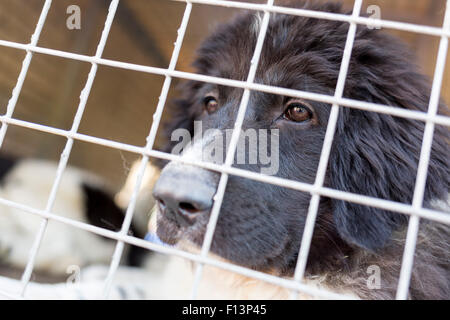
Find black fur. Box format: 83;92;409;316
0;154;17;185
156;1;450;299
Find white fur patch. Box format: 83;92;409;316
251;12;264;36
115;160;159;235
142;250;359;299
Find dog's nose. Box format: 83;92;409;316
153;164;217;226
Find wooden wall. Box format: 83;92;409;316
0;0;448;191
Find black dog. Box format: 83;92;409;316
153;1;449;299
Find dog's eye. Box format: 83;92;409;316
283;102;313;122
203;96;219;114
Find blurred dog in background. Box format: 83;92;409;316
0;153;147;281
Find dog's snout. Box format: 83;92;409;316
154;189;211;224
153;164;217;226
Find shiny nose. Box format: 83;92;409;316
153;164;216;227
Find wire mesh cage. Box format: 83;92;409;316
0;0;449;300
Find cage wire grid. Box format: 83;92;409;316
0;0;447;300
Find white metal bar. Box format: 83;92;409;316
0;0;52;147
18;0;120;297
101;1;193;298
0;114;448;226
0;41;449;127
396;0;450;300
291;0;363;299
0;196;353;299
173;0;450;38
190;0;275;299
0;191;353;299
0;171;443;300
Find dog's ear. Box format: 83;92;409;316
329;107;449;251
329;110;412;250
328;35;450;250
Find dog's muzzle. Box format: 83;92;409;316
153;162;217;227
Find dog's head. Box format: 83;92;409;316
153;1;449;275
